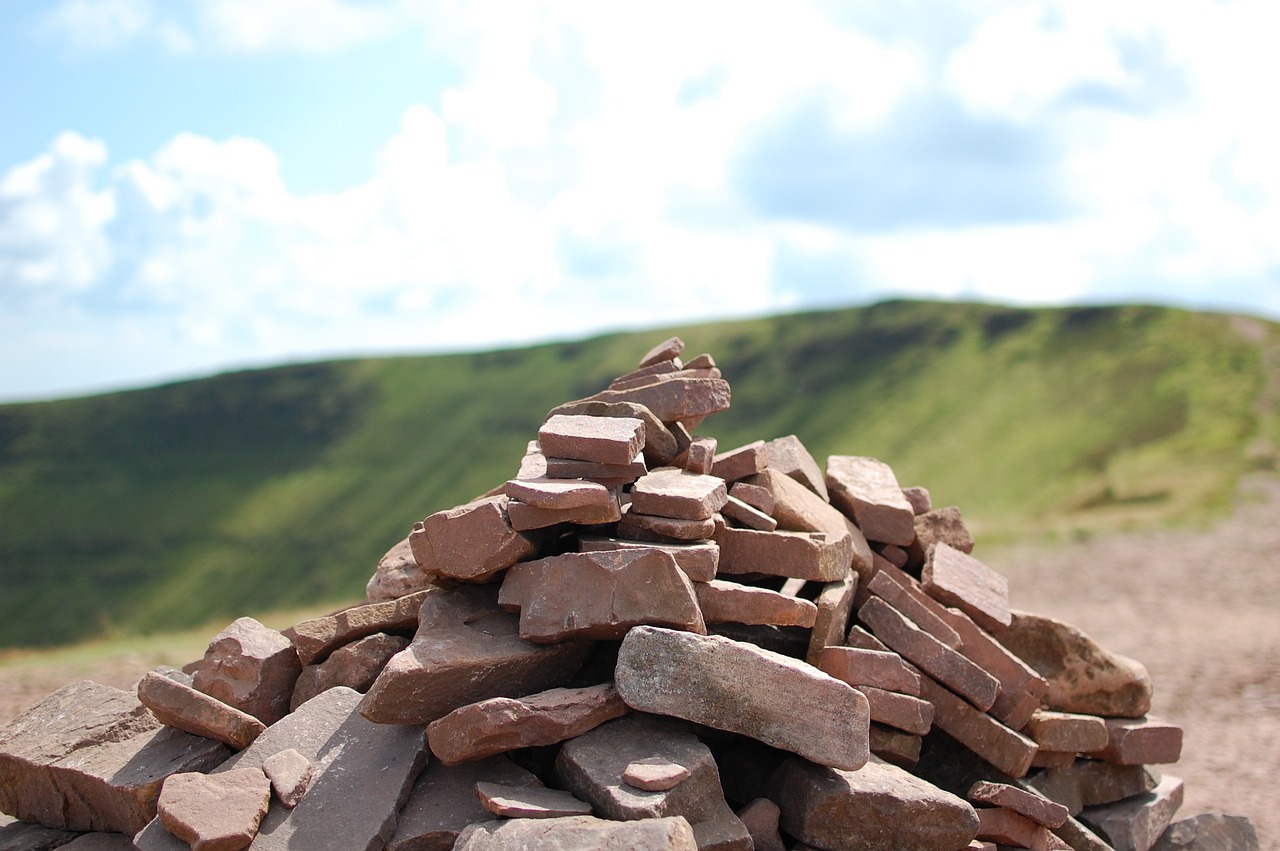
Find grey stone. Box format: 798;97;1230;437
387;756;541;851
0;819;81;850
1080;776;1184;851
453;815;699;850
1151;814;1259;851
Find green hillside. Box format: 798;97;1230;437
1;300;1276;648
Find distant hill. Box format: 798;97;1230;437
1;300;1276;648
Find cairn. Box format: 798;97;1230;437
0;337;1260;851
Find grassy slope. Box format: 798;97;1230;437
0;300;1274;648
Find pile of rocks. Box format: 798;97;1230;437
0;337;1261;851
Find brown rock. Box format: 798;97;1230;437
1031;749;1080;770
740;470;871;579
805;574;857;666
289;632;410;709
0;681;228;835
695;580;818;627
618;507;716;542
969;781;1070;829
0;819;81;850
640;336;686;367
261;749;312;809
45;834;135;850
553;715;751;851
631;468;729;521
409;495;540;582
846;624;891;652
906;506;975;568
454;815;699;851
157;768;271;851
685;353;715;370
193;617;301;727
515;438;548;480
578;536;719;582
825;455;916;546
769;755;979;851
714;523;853;582
869;724;922;770
365;536;436;603
719;495;778;531
500;549;705;643
359;584;591;725
876;543;910;568
680;437;718;474
711;441;768;482
1080;775;1184;851
1150;814;1260;851
999;611;1154;718
427;683;628;765
501;477;616;510
387;756;541;851
1027;760;1160;817
623;758;691;792
611;360;685;390
858;596;1000;711
868;568;962;648
137;671;265;750
819;646;922;695
934;603;1049;730
975;806;1070;850
547;400;678;467
615;626;870;771
506;497;622;530
1093;716;1183;766
728;481;775;515
922;543;1012;634
764;435;829;501
736;798;785;851
582;377;732;424
855;686;934;736
1024;710;1110;755
918;676;1038;778
544;454;647;484
538;414;645;465
287;592;429;666
902;486;933;515
475;784;592;819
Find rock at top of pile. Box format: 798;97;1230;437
825;455;917;547
922;543;1011;635
763;435;829;501
192;617;301;728
639;336;686;367
538;414;646;466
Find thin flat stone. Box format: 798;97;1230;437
713;523;853;582
639;336;686;367
764;435;829;501
157;768;271;851
805;574;858;666
922;543;1012;634
544;454;647;483
546;400;679;467
538;414;645;465
918;675;1038;779
578;536;719;583
1024;710;1110;755
729;481;776;515
261;750;312;809
623;758;691;792
869;724;922;771
855;686;934;736
614;626;870;771
137;671;266;750
454;815;699;851
1093;716;1183;766
474;784;592;819
975;807;1070;850
582;377;732;424
506;497;621;531
711;441;769;483
740;470;871;579
501;477;615;510
695;579;818;627
868;568;962;648
285;591;430;667
386;756;541;851
818;646;923;695
1027;761;1159;817
409;496;539;582
969;781;1070;829
1080;776;1184;851
825;455;916;546
630;467;729;521
617;507;715;542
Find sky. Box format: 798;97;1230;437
2;1;1278;403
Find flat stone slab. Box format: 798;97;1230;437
713;524;853;582
711;441;769;483
918;675;1038;779
740;470;871;578
825;455;916;546
999;610;1153;719
506;497;622;530
805;575;857;666
1027;761;1159;817
137;671;266;750
501;477;616;510
427;683;629;765
285;589;433;666
1093;716;1183;766
409;496;539;582
867;568;962;648
922;543;1011;634
290;631;410;710
578;536;719;583
819;646;922;695
1151;814;1260;851
499;549;705;643
769;756;979;851
547;400;678;467
475;784;592;819
974;806;1070;850
1080;775;1184;851
763;435;829;501
618;507;715;542
387;755;541;851
157;768;271;851
582;376;732;424
1024;710;1109;755
695;579;818;627
193;617;302;727
720;494;778;530
615;626;870;771
454;815;699;851
0;680;229;835
855;686;934;736
623;758;691;792
630;467;729;521
968;781;1069;829
538;414;645;465
360;584;591;725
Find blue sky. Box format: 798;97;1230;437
2;1;1278;402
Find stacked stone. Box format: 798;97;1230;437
0;337;1260;851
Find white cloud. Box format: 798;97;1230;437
41;0;154;50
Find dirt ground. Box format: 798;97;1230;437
2;478;1277;849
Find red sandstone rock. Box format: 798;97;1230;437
855;686;934;735
902;486;933;515
918;676;1038;778
615;626;870;771
675;436;716;474
975;806;1070;850
582;376;732;424
639;336;685;367
1151;814;1260;851
711;440;769;482
922;543;1012;634
719;494;778;530
538;414;646;465
475;783;592;819
623;758;691;792
386;755;541;851
499;549;705;643
365;535;436;603
804;574;857;666
501;477;616;510
764;435;829;501
741;469;870;566
818;646;922;695
868;568;962;648
968;781;1069;829
1024;710;1109;754
728;481;775;514
261;749;312;809
546;400;679;467
543;453;647;484
410;495;539;582
713;523;853;582
617;506;715;541
454;815;700;851
630;467;729;520
736;798;785;851
695;579;818;627
157;768;270;851
506;497;622;530
192;617;301;727
289;631;410;710
1093;716;1184;766
578;536;719;582
1027;760;1159;816
286;591;430;666
869;724;923;770
825;455;916;546
426;683;628;765
137;671;265;750
907;506;975;568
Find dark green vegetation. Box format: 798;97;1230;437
2;300;1276;648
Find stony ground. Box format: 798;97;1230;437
2;477;1277;849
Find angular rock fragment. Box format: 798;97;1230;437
728;481;775;515
547;400;678;466
1151;814;1260;851
713;524;853;582
741;469;868;558
454;815;699;851
1093;716;1183;766
0;680;229;835
1024;710;1110;755
764;435;829;501
500;549;704;642
640;336;685;367
630;467;729;521
387;756;541;851
615;626;870;771
1080;776;1184;851
157;768;271;851
544;454;647;484
975;806;1070;850
999;611;1153;718
679;436;717;474
855;686;934;736
193;617;301;727
359;585;591;725
805;574;857;666
618;507;716;542
903;485;933;515
769;756;979;851
623;758;691;792
289;632;410;710
409;496;539;582
137;671;266;750
506;497;621;531
825;455;916;546
426;683;628;765
475;783;593;819
501;477;616;510
554;715;751;851
719;495;778;531
918;676;1038;778
969;781;1070;829
287;592;432;668
736;798;785;851
366;536;436;603
578;536;719;582
261;749;312;809
819;646;923;695
695;580;818;627
907;506;975;566
538;414;646;465
0;819;81;850
583;377;732;424
711;441;768;483
922;543;1012;634
1025;760;1159;816
868;567;963;648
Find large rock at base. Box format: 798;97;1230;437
0;681;229;835
192;618;302;727
359;584;591;725
999;611;1153;718
454;815;699;851
386;756;542;851
137;671;266;750
769;756;979;851
614;626;869;771
1150;814;1259;851
554;715;750;851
